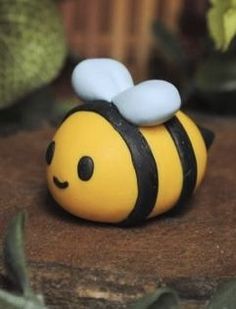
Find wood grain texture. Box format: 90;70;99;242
134;0;156;80
0;114;236;308
110;0;129;60
159;0;184;31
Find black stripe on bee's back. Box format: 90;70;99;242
63;101;158;226
165;116;197;213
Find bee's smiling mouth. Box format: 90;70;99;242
53;176;69;189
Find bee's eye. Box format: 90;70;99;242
46;141;55;165
77;156;94;181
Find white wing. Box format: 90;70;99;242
72;58;134;102
113;80;181;126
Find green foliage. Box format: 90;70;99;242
4;212;30;296
131;287;179;309
207;279;236;309
207;0;236;51
153;19;236;113
0;290;45;309
0;212;46;308
0;0;67;109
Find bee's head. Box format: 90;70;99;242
46;101;140;223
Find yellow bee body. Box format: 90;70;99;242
46;101;209;226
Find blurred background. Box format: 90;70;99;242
0;0;235;132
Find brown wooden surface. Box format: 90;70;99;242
0;113;236;308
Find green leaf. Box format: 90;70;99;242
209;0;230;10
130;287;179;309
0;289;46;309
0;289;25;309
3;212;31;296
207;7;225;50
224;8;236;50
207;0;236;50
207;279;236;309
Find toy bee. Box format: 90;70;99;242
46;58;214;226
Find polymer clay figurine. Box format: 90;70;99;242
46;58;214;226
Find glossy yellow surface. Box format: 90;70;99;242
46;108;208;224
176;111;207;189
140;125;183;217
141;112;207;218
46;111;138;223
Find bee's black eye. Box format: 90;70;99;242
77;156;94;181
46;141;55;165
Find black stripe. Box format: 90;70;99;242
165;116;197;212
63;101;158;226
